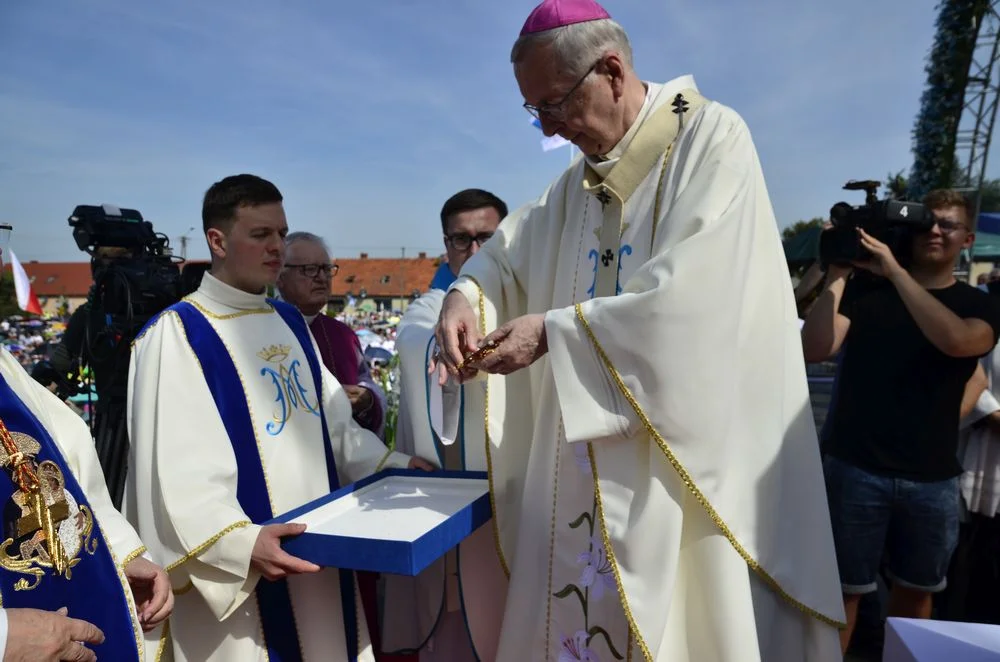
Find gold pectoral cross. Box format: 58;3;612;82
18;488;70;574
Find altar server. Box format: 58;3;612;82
382;189;508;661
126;174;431;662
0;345;172;662
432;1;845;660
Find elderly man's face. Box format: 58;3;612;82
277;240;332;316
515;44;623;157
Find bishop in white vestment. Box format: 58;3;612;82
432;3;846;660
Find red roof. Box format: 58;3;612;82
4;254;443;300
5;262;92;297
330;253;442;298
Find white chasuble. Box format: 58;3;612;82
448;76;845;662
381;288;507;661
125;273;410;662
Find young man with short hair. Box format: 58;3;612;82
127;174;431;662
802;188;1000;653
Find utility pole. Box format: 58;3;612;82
401;246;406;258
179;226;195;259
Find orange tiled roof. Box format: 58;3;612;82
4;254;443;300
330;253;442;298
4;262;93;297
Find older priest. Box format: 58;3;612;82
126;174;430;662
433;1;845;660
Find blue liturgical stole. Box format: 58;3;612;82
0;373;140;661
168;298;357;662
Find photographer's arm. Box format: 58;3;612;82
800;266;852;363
855;228;996;358
888;269;995;358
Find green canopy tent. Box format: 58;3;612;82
782;225;823;267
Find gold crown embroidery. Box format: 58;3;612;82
257;344;291;363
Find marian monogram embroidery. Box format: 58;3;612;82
258;344;320;436
0;430;97;591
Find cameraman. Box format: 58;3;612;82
52;247;136;508
801;189;1000;654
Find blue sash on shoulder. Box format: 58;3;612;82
0;373;139;661
169;299;358;662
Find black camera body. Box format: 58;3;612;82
819;181;934;269
68;204;183;339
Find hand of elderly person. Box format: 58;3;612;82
4;607;104;662
343;385;374;415
466;314;548;376
431;291;482;385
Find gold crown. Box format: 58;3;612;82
257;344;291;363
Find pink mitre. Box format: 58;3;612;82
519;0;611;36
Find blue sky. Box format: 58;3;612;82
0;0;962;262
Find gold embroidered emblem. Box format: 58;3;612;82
0;422;97;591
257;344;291;363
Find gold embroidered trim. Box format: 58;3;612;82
586;444;648;659
575;303;847;641
183;297;274;319
464;276;510;578
165;520;253;572
375;448;394;472
543;418;565;656
649;142;676;251
131;309;179;347
109;544;146;661
154;619;171;662
122;545;147;568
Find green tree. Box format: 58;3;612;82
885;170;909;200
781;217;826;242
909;0;987;198
0;272;20;319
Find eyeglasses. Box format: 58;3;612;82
523;61;600;122
929;218;969;234
285;263;338;279
446;233;494;251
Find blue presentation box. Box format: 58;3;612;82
268;469;492;576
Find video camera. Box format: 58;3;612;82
68;204;182;341
818;180;933;269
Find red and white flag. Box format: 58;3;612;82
7;250;43;316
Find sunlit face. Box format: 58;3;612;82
277;240;333;316
911;205;973;268
207;202;287;294
515;44;626;157
444;206;502;275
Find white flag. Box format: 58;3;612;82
530;117;571;151
8;250;43;315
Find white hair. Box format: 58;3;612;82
510;18;633;79
284;231;329;254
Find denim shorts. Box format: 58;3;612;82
822;455;960;594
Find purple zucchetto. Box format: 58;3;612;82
519;0;612;36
